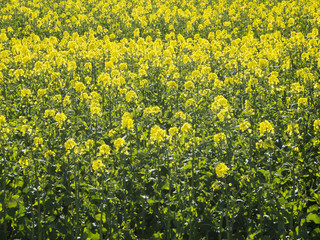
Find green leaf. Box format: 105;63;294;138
7;195;20;208
7;200;18;208
306;213;320;224
162;179;170;190
147;198;158;204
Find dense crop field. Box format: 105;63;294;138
1;0;320;239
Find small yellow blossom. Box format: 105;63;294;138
114;138;126;151
259;120;274;136
240;121;251;132
34;137;43;147
55;112;67;127
212;181;220;191
167;81;178;90
85;139;94;149
181;123;192;133
90;104;102;117
121;112;134;130
44;109;56;118
65;139;77;151
74;81;86;92
184;81;195;89
126;90;137;102
98;144;111;157
150;125;166;143
215;163;229;178
298;98;308;108
92;159;105;172
314;120;320;133
214;133;227;145
144;106;162;116
19;157;30;169
21;89;31;98
185;98;195;107
286;124;299;136
169;126;179;136
45;150;56;159
211;95;230;112
0;115;6;128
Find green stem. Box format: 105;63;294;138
290;144;296;238
2;150;8;240
35;156;42;240
99;183;103;240
74;155;80;239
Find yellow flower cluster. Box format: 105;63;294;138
314;120;320;133
121;112;134;130
55;112;67;127
65;139;77;151
215;163;229;178
240;121;251;132
98;144;110;157
114;138;126;152
259;120;274;136
150;125;166;144
214;133;227;146
92;159;105;172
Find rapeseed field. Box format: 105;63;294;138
1;0;320;239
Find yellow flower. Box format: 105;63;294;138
184;81;195;90
212;180;220;191
185;98;195;107
119;63;127;70
92;159;105;172
211;95;230;112
144;106;162;116
268;72;279;86
286;123;299;136
298;98;308;108
45;150;56;159
44;109;56;118
0;115;6;128
84;62;92;70
217;108;231;122
0;31;8;42
174;111;186;120
65;139;77;151
55;112;67;127
114;138;126;151
34;137;43;147
134;28;140;37
181;123;192;133
215;163;229;178
214;133;227;145
125;90;137;102
90;103;102;117
98;144;110;157
169;126;179;136
85;139;94;149
21;89;31;98
259;120;274;136
21;125;31;136
240;121;251;132
291;82;304;93
121;112;134;130
108;130;116;137
74;81;86;92
314;120;320;133
63;95;71;106
150;125;166;143
19;157;30;169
